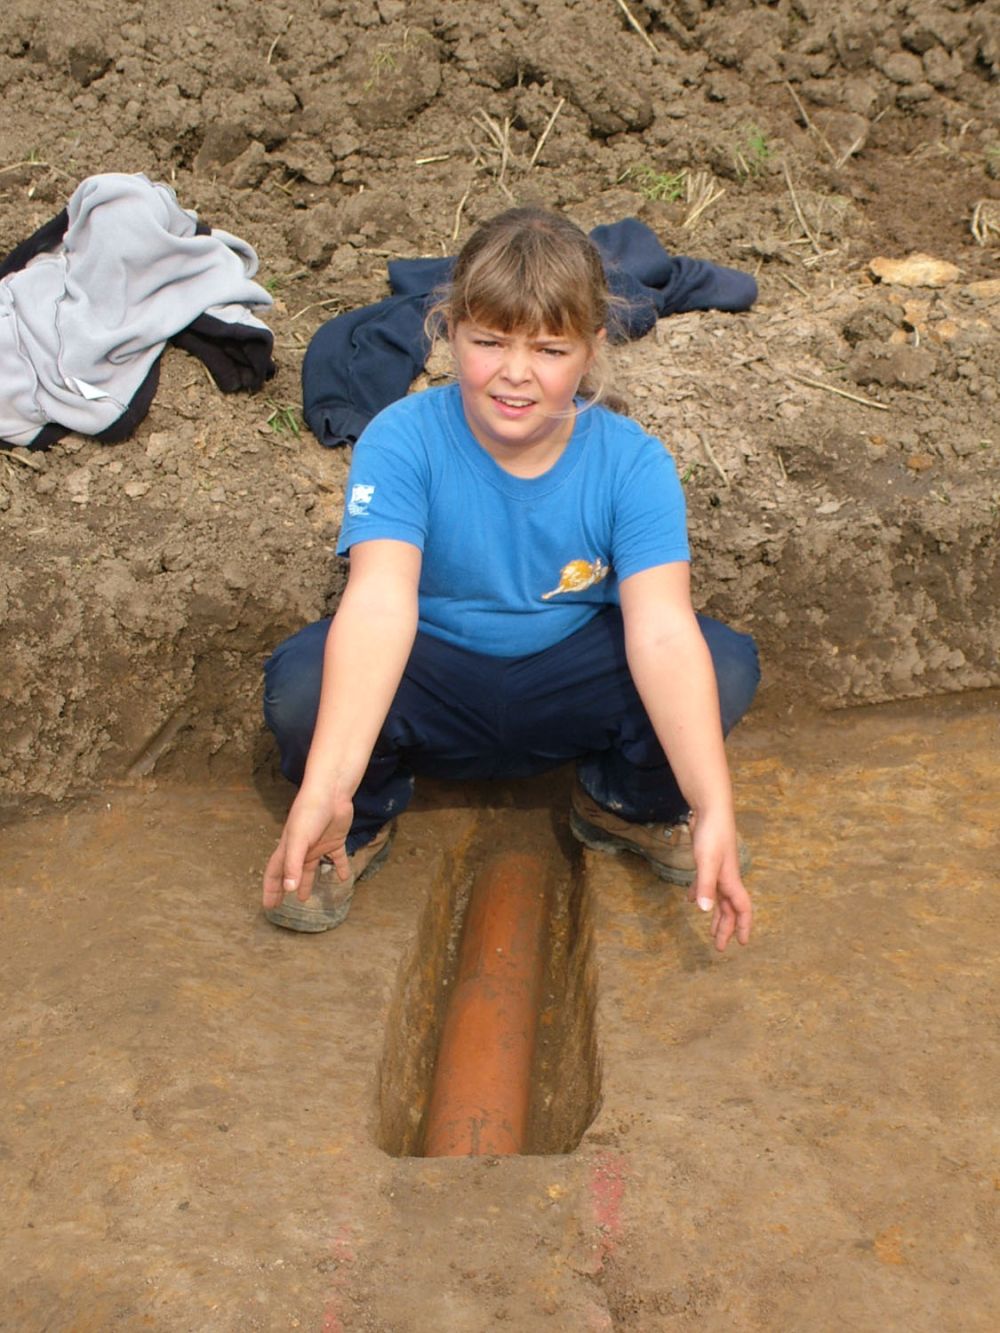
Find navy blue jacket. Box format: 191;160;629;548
302;218;757;448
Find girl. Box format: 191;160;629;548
262;208;758;951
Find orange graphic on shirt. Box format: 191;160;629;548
541;558;609;600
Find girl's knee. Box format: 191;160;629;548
263;675;319;742
718;633;760;732
262;619;329;740
697;617;760;733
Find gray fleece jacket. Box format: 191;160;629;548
0;172;274;448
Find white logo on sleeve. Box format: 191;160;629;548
348;483;375;516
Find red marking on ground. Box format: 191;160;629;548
590;1149;628;1266
584;1305;615;1333
320;1223;355;1333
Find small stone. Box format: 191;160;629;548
869;254;960;288
65;466;92;503
146;432;173;462
123;480;150;498
962;279;1000;301
906;453;935;471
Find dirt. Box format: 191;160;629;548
1;2;999;1328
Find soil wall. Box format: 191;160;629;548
1;0;997;802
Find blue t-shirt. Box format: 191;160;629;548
336;383;689;657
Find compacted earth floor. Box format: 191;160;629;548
1;697;997;1331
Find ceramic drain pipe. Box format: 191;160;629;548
422;851;548;1157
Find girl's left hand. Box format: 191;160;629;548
687;812;752;952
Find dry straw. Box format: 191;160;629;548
613;0;658;54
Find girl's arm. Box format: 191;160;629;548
619;561;752;950
262;538;421;908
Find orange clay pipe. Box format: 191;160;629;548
423;851;548;1157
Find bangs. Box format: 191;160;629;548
425;206;614;366
457;242;602;340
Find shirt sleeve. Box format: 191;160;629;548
335;399;431;555
610;432;690;580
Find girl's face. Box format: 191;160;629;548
450;320;603;470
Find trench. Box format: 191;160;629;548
377;802;602;1158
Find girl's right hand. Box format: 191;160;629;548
261;789;355;909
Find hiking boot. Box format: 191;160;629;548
264;822;395;933
569;784;750;887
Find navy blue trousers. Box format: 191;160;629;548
263;608;759;852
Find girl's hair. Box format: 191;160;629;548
426;207;623;406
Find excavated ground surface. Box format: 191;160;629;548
1;700;998;1330
1;2;999;1329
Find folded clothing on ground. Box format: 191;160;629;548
0;172;275;450
302;217;757;449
